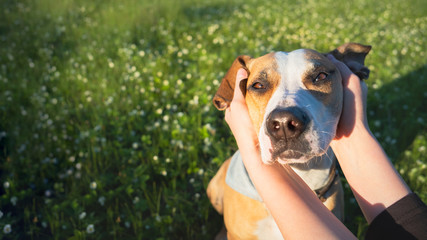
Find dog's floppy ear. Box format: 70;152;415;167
329;43;372;80
213;55;252;110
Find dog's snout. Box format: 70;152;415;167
266;107;308;141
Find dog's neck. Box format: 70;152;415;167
288;148;334;191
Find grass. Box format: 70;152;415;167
0;0;426;239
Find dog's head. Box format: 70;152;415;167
213;43;371;164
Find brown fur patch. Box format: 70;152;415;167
245;53;281;134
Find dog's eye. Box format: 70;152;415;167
314;72;328;83
252;82;266;89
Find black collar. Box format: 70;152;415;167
315;158;338;202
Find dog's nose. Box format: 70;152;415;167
266;108;308;141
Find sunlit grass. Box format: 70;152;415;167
0;0;426;239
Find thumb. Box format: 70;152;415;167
232;68;248;103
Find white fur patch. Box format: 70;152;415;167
254;214;283;240
290;148;334;190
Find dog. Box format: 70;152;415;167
207;43;371;239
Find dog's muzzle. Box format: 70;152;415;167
265;107;312;161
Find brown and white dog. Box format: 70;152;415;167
207;43;371;239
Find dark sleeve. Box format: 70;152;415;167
365;193;427;240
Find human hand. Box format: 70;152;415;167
328;54;369;141
224;69;259;147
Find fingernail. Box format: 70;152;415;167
236;68;248;79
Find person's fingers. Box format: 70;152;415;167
327;54;354;85
327;54;350;73
225;68;248;124
232;68;248;104
360;80;368;117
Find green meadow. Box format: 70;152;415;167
0;0;426;239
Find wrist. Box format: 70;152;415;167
331;120;373;151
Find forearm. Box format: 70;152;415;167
237;140;356;239
331;123;411;223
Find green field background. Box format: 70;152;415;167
0;0;426;239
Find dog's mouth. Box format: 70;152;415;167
266;136;329;164
277;150;303;159
271;148;314;164
267;139;305;162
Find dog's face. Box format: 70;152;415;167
214;43;371;164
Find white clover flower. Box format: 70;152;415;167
161;170;167;176
132;142;138;149
198;169;204;176
45;190;52;197
79;212;86;219
87;53;93;61
155;108;163;115
189;96;199;105
98;196;106;206
153;156;158;162
86;224;95;234
374;120;381;127
3;181;10;189
3;224;11;234
125;221;131;228
10;196;17;206
105;96;114;105
90;182;97;190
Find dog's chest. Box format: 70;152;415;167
254;215;283;240
290;148;335;190
226;150;334;201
